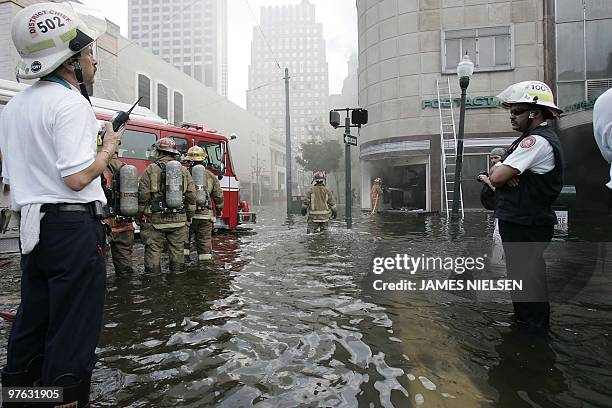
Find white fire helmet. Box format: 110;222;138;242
11;2;107;79
495;81;563;117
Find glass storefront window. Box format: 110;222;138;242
586;19;612;79
586;0;612;20
556;22;585;81
557;81;586;109
555;0;584;23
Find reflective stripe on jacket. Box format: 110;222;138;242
138;155;196;226
302;185;336;222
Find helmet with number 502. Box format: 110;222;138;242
11;2;107;79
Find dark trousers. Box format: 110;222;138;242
498;220;554;330
6;211;106;386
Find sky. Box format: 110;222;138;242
81;0;358;109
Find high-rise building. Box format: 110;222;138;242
247;0;329;193
128;0;228;98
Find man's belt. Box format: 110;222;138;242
41;203;90;213
41;202;107;219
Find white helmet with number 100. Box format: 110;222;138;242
11;2;107;79
495;81;563;118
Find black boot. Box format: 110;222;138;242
1;355;43;407
48;373;91;408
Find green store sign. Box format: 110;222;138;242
422;96;601;113
421;96;500;109
562;99;596;113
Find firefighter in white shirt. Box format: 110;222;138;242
489;81;564;331
0;3;123;406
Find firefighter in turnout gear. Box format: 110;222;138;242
371;177;383;214
105;157;136;276
183;146;224;263
138;137;196;273
99;131;137;276
301;171;337;233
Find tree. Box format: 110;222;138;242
296;139;342;174
296;139;343;195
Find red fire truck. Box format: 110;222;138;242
0;79;255;253
96;112;256;230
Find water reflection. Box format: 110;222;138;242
1;207;611;407
489;329;566;408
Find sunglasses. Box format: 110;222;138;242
510;107;530;116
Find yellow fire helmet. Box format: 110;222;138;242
495;81;563;117
96;120;104;146
186;145;207;162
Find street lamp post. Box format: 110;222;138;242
451;54;474;218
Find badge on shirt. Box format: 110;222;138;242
520;136;536;149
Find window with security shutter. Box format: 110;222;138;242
173;92;183;126
157;83;168;120
442;26;513;73
137;74;151;109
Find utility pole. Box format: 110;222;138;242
344;115;352;228
284;68;292;216
256;151;262;206
329;108;367;229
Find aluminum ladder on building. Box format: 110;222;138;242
436;78;464;218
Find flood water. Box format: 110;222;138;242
1;206;611;407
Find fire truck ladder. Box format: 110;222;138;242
436;78;464;218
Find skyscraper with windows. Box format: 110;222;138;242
128;0;228;98
247;0;329;193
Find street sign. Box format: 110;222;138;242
344;133;357;146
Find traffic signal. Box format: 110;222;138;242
329;110;341;128
351;108;368;125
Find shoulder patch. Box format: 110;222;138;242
520;136;536;149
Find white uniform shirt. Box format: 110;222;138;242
0;80;105;209
501;124;555;175
593;88;612;189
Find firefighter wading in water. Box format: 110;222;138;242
301;171;337;233
100;134;139;276
138;138;196;273
183;146;224;263
371;177;383;214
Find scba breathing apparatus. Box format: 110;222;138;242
12;2;108;103
186;146;212;212
101;161;139;222
151;138;186;214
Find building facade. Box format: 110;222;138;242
357;0;545;212
128;0;228;98
0;0;278;201
247;0;329;194
551;0;612;215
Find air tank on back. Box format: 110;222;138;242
165;160;184;208
119;164;138;216
191;164;208;207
